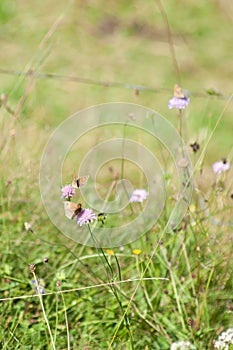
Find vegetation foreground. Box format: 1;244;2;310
0;1;232;349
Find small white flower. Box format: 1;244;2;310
170;340;196;350
213;328;233;350
129;189;148;203
212;159;230;174
24;222;33;232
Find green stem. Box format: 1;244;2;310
61;292;70;350
32;271;56;350
114;254;122;282
160;247;186;332
87;224;113;280
87;224;134;349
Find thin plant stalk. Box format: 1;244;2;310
87;224;134;350
114;253;122;282
121;122;134;215
32;270;56;350
160;247;186;331
197;267;214;326
61;292;70;350
179;235;198;308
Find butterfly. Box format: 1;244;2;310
72;175;89;189
174;84;185;98
64;201;82;220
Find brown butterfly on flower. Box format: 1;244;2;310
173;84;185;98
64;202;82;220
72;175;89;189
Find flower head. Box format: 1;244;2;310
31;279;46;295
170;340;196;350
212;159;230;174
132;249;141;255
61;185;75;199
130;189;148;203
168;97;190;110
189;204;196;213
76;208;96;226
24;222;33;232
106;249;114;256
213;328;233;350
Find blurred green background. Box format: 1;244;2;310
0;0;232;241
1;0;232;203
1;0;232;116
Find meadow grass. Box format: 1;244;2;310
0;1;233;349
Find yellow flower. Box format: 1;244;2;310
189;204;196;213
132;249;141;255
106;249;114;256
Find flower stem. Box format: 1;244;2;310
32;271;56;350
87;224;134;349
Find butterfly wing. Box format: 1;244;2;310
78;175;89;187
71;178;78;189
64;201;81;220
72;175;89;189
174;84;185;98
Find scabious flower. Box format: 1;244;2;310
130;189;148;203
61;185;75;199
212;159;230;174
170;340;196;350
213;328;233;350
76;208;96;226
168;97;190;110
